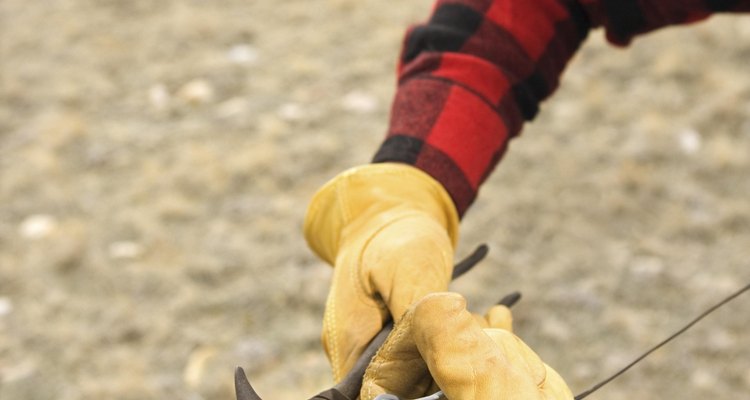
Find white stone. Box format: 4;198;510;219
148;83;171;111
178;79;215;105
277;102;306;121
0;297;12;317
227;44;259;66
678;128;702;155
18;214;57;240
108;241;144;260
341;90;378;114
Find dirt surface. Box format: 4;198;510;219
1;1;749;399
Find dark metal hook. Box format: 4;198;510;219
235;366;263;400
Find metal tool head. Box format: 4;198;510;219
235;367;263;400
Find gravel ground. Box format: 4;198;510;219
1;1;749;400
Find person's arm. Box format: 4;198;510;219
373;0;750;217
304;0;750;389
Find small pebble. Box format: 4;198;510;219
18;214;57;240
108;241;144;260
629;256;665;279
691;369;717;390
705;329;735;352
340;90;378;114
277;102;306;121
0;297;13;317
678;128;701;155
148;83;171;111
227;44;259;65
178;79;215;105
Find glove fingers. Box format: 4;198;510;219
474;313;490;329
361;292;489;400
485;304;513;331
483;329;573;399
413;293;545;400
541;365;575;400
324;231;391;381
324;214;453;381
360;299;434;400
362;293;571;400
322;282;386;382
365;215;454;321
484;329;547;387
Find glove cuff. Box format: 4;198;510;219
304;163;460;265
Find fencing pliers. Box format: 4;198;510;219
235;244;520;400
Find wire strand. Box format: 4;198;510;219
574;281;750;400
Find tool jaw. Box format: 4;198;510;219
235;367;263;400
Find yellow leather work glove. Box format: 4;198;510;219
361;292;573;400
304;163;460;381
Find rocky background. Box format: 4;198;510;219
1;1;749;399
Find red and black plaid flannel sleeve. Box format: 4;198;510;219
373;0;750;217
